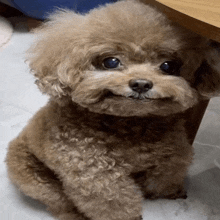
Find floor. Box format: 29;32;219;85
0;22;220;220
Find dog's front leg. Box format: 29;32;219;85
60;169;143;220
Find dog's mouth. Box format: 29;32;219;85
83;89;183;117
103;90;171;102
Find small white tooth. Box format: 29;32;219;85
101;103;109;110
138;94;144;99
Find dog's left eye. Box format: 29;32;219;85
102;57;121;69
160;61;182;76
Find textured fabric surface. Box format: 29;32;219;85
0;16;13;51
9;0;116;19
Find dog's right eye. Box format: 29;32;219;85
102;57;121;69
160;61;182;76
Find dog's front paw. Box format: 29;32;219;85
58;212;89;220
163;189;188;200
144;189;187;200
133;216;143;220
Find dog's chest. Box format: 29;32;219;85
47;115;183;173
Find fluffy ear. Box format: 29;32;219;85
27;10;86;104
194;41;220;98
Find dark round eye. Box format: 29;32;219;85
102;57;121;69
160;61;182;75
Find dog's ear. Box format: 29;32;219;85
27;10;86;103
194;40;220;98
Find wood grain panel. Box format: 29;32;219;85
140;0;220;42
157;0;220;28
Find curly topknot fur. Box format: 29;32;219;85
6;1;220;220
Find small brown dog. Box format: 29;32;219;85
6;1;220;220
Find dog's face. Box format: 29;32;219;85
28;0;220;117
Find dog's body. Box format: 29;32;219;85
6;1;220;220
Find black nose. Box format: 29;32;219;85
129;79;153;93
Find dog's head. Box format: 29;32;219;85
28;0;220;117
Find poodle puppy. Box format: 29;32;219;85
6;0;220;220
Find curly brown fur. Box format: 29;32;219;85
6;0;220;220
